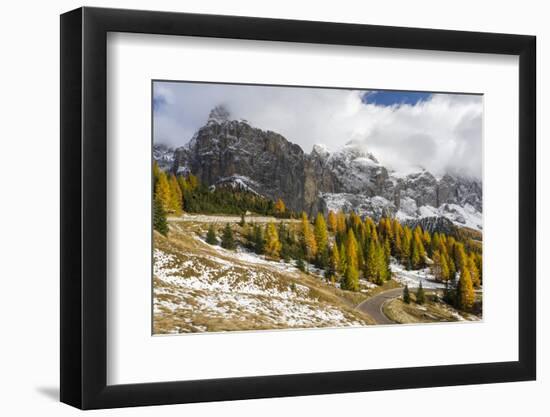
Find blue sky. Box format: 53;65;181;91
153;82;482;178
362;90;432;107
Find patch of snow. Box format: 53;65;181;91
153;242;367;333
215;175;260;195
390;259;446;289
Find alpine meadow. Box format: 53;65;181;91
152;81;483;334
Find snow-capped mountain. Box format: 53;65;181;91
152;143;175;171
156;105;483;231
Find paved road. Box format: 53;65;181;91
356;288;404;325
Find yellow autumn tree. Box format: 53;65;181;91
154;170;172;212
336;211;347;235
431;250;450;282
264;222;282;258
468;253;481;288
274;198;286;217
327;210;337;232
314;213;329;254
187;173;199;190
328;243;340;280
300;212;317;260
341;229;359;291
457;267;475;310
168;174;183;215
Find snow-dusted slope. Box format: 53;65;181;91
152;144;175;171
153;230;369;333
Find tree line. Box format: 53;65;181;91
153;163;292;233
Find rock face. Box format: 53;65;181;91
152;143;175;171
159;105;483;231
171;106;327;213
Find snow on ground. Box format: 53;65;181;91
437;203;482;231
201;236;299;275
214;175;261;195
390;259;446;289
153;240;367;333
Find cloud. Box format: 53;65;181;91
153;82;483;179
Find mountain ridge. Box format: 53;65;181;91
154;106;482;231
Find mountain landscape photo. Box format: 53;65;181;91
152;81;483;334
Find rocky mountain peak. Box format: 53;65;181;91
158;109;483;231
207;105;231;124
311;144;331;159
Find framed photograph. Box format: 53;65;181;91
60;6;536;409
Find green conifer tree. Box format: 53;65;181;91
221;223;236;250
253;224;265;254
153;196;168;236
416;281;425;305
403;284;411;304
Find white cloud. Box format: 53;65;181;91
153;82;482;179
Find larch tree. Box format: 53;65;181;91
187;173;199;190
422;230;432;255
338;242;347;275
314;213;329;266
393;225;403;259
341;261;359;292
468;253;481;288
154;170;172;212
377;240;391;284
177;175;188;195
457;267;475;310
168;174;183;215
345;228;359;271
454;243;469;275
265;222;282;258
410;238;421;270
327;210;337;233
341;230;360;292
274;198;286;217
152;161;161;184
439;251;450;281
336;211;347;235
300;212;317;260
365;238;378;283
327;243;340;280
431;250;443;281
401;227;412;265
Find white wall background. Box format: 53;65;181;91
0;0;545;415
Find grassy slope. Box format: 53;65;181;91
153;219;375;334
383;292;481;324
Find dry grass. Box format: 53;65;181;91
153;219;376;334
382;292;481;324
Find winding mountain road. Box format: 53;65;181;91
356;288;403;325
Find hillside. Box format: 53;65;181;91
153;217;375;334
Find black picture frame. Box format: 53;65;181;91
60;6;536;410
